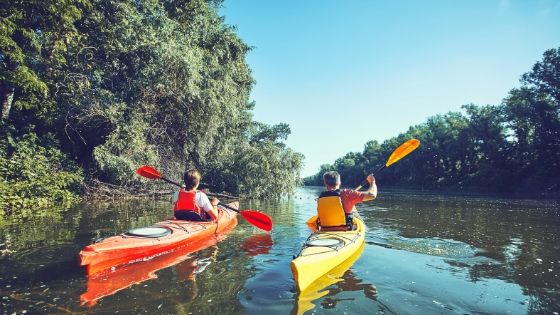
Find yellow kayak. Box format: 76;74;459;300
294;243;365;315
291;215;366;292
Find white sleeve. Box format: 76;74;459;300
172;189;179;203
196;191;214;212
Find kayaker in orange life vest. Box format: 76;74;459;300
173;169;219;221
317;171;377;230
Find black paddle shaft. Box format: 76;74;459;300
357;164;385;189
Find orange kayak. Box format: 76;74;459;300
79;202;238;276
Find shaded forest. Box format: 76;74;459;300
0;0;303;215
305;47;560;196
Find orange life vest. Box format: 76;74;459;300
174;189;204;218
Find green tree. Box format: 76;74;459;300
521;47;560;103
1;0;304;216
460;104;509;189
501;47;560;192
0;0;90;126
303;163;333;186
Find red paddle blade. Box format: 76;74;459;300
136;165;162;179
239;210;273;232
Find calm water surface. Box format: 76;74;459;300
1;187;559;314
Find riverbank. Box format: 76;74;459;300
304;184;560;200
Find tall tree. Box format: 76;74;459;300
0;0;89;127
306;47;560;195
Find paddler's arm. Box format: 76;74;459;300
207;197;219;221
200;189;219;221
361;174;377;202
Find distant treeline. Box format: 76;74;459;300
0;0;303;215
305;47;560;196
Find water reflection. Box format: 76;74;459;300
293;243;378;315
0;188;559;314
80;232;273;306
81;243;215;306
360;193;560;314
240;233;274;257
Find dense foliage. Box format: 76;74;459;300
1;0;303;215
305;47;560;196
0;131;83;218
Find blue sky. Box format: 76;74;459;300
220;0;560;177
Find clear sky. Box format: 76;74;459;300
219;0;560;177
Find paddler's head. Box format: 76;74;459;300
184;169;201;190
323;171;341;190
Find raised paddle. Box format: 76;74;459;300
136;165;238;199
136;165;273;232
355;138;421;190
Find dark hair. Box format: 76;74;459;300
323;171;340;186
183;169;201;190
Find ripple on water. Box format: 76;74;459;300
368;206;389;212
367;232;478;259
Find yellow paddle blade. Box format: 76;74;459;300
385;138;420;167
306;215;319;232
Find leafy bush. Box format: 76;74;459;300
0;132;84;216
93;119;158;185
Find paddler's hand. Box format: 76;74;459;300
210;197;219;207
366;174;375;186
362;174;378;201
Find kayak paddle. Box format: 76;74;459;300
136;165;237;199
136;165;182;186
355;138;421;190
136;165;273;232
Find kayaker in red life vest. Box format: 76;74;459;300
317;171;377;230
173;169;219;221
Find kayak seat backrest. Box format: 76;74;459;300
175;210;206;222
317;196;347;228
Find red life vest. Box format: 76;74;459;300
174;189;203;217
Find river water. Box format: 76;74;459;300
1;187;559;314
